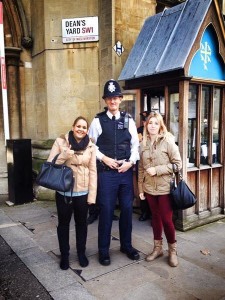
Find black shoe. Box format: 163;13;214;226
113;214;119;221
60;256;69;270
99;253;111;266
78;253;89;268
120;247;140;260
139;213;150;221
87;214;98;225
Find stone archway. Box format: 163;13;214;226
0;0;32;194
2;0;32;138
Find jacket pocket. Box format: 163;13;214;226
156;175;171;192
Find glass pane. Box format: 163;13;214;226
168;85;179;143
169;93;179;143
188;85;197;167
142;87;165;116
120;94;136;119
201;86;210;165
213;88;221;163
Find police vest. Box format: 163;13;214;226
96;111;131;160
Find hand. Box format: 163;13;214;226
118;160;133;173
62;145;74;156
139;193;146;200
146;167;156;176
102;156;119;169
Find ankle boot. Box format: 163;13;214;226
168;242;178;267
60;256;69;270
146;239;163;262
78;253;89;268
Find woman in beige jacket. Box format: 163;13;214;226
138;112;182;267
47;116;97;270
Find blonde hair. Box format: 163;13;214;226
142;112;168;146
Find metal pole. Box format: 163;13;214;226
0;2;10;143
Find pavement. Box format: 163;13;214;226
0;196;225;300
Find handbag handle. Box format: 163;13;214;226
51;153;60;164
52;152;74;204
172;163;182;181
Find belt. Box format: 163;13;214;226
97;161;118;172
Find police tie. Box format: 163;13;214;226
112;116;115;121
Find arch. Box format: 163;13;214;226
189;24;225;80
2;0;32;49
0;0;32;141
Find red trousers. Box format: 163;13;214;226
145;193;176;244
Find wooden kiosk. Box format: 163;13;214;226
119;0;225;231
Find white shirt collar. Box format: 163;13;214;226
106;110;120;120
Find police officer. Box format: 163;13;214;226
89;79;140;266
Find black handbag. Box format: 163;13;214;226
170;164;197;210
36;153;74;192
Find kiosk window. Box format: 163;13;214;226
212;88;221;163
188;85;197;166
120;94;136;119
200;86;210;164
169;85;179;143
188;84;221;167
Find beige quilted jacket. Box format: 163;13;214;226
138;132;182;196
47;133;97;204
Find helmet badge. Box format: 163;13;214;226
108;82;116;93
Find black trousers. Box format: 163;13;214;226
55;192;88;257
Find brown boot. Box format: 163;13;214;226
168;243;178;267
146;240;163;262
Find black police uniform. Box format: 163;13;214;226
96;111;134;258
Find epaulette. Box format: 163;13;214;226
120;111;132;118
95;111;106;118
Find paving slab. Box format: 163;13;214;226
83;261;160;299
2;202;52;222
32;230;59;252
29;261;81;292
0;225;38;252
178;237;225;278
17;246;55;267
69;247;146;281
50;283;97;300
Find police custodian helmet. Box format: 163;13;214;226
102;79;123;99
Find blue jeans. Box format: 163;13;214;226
97;168;134;255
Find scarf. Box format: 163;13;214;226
68;130;90;151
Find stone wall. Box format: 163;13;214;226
32;139;55;201
30;0;100;140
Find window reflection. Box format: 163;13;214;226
120;94;136;119
201;86;210;165
169;86;179;143
188;85;197;167
213;88;221;163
